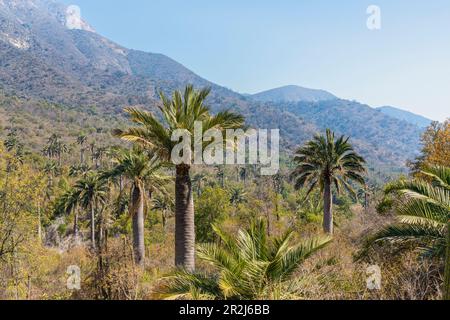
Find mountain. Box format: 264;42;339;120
251;85;337;103
0;0;424;171
377;106;433;128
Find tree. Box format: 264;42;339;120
43;161;60;189
71;173;109;249
361;166;450;299
215;166;225;188
54;188;80;241
43;134;67;166
158;219;332;300
76;134;88;164
152;194;174;230
196;187;232;243
102;148;169;266
228;186;248;206
410;120;450;171
69;164;90;178
445;220;450;300
115;85;244;271
291;129;366;234
192;173;207;197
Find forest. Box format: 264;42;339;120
0;86;449;301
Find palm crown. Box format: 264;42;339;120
362;166;449;258
116;85;244;162
158;219;331;300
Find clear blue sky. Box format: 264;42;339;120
62;0;450;121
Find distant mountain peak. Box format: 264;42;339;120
251;85;337;103
0;0;95;33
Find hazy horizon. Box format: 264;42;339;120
61;0;450;121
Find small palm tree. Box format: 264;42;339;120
152;194;174;230
361;166;450;299
192;173;207;197
69;164;90;178
76;135;87;164
158;219;332;300
115;85;244;271
291;129;366;234
228;186;247;206
72;173;109;249
102;148;170;266
55;188;80;241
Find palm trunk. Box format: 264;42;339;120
444;221;450;300
90;203;96;250
37;202;42;242
132;184;146;267
175;165;195;271
74;210;79;243
323;176;333;234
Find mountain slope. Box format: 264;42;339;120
377;106;433;128
251;85;337;103
0;0;424;171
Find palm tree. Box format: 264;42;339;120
102;148;169;266
72;173;109;249
361;166;449;299
115;85;244;271
192;173;207;197
69;164;90;178
239;167;247;185
158;219;332;300
43;134;68;166
291;129;366;234
43;161;60;189
152;194;174;230
55;188;80;241
445;220;450;300
76;135;87;164
228;186;247;206
215;166;225;188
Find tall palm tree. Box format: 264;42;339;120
115;85;244;271
361;166;449;299
76;134;87;164
158;219;332;300
102;148;170;266
72;173;109;249
291;129;366;234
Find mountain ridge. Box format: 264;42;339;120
377;106;433;128
0;0;424;170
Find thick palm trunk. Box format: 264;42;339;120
323;176;333;234
444;221;450;300
175;165;195;271
132;184;146;267
90;203;96;250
